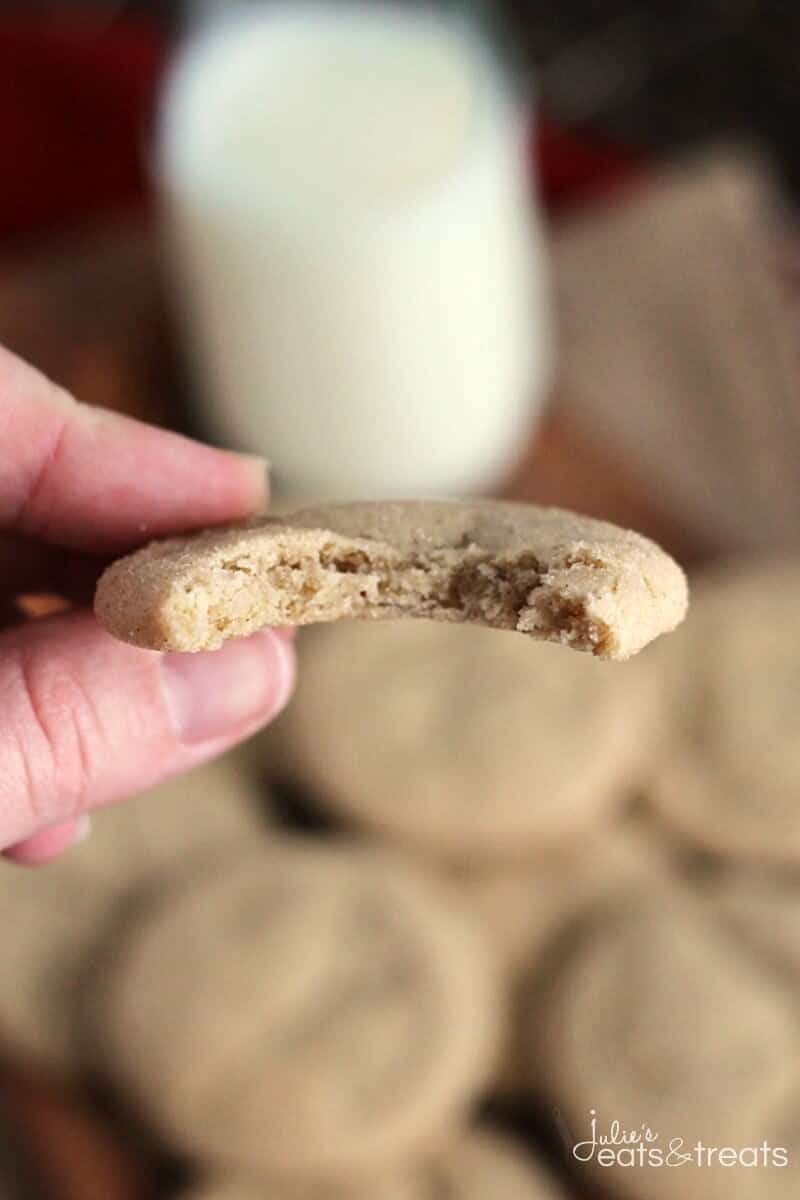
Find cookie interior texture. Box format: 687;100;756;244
94;500;688;659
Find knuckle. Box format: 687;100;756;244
6;645;99;827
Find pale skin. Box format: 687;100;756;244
0;345;297;866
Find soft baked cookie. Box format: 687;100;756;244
649;757;800;865
531;890;798;1200
454;823;670;1092
714;871;800;986
180;1130;566;1200
454;825;664;981
96;839;500;1179
94;500;688;659
453;825;671;1099
263;620;658;858
743;1070;800;1199
647;561;800;863
0;758;262;1072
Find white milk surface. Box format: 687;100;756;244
160;2;550;498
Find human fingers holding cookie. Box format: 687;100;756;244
0;345;296;864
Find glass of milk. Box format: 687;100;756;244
158;1;551;500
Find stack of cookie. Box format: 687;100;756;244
263;618;672;1096
95;839;576;1199
0;757;265;1075
88;500;688;1197
522;558;800;1200
0;766;568;1199
19;500;800;1198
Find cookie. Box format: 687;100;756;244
650;757;800;865
94;499;688;659
96;839;501;1179
454;823;669;1093
743;1070;800;1199
0;758;262;1072
647;561;800;863
714;872;800;985
264;620;657;859
454;825;663;981
532;890;798;1200
180;1130;566;1200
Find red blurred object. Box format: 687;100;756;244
536;116;643;211
0;14;167;246
0;13;638;248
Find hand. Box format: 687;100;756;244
0;346;295;865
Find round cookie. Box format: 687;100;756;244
265;620;658;859
97;839;501;1179
454;822;667;981
531;890;799;1200
648;756;800;865
648;561;800;863
180;1130;566;1200
0;758;262;1072
453;823;670;1093
95;499;688;659
743;1070;800;1198
714;871;800;984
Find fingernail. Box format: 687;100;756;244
160;630;294;744
71;813;92;846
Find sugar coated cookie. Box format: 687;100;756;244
0;758;261;1071
179;1130;566;1200
531;892;798;1200
648;561;800;864
95;500;687;660
265;621;658;858
97;840;501;1179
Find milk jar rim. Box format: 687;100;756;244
156;0;533;242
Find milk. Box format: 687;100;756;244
159;2;550;499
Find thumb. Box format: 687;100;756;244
0;611;294;852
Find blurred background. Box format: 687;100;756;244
2;1;800;1198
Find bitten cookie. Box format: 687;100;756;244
647;561;800;863
0;758;262;1072
264;620;658;858
180;1130;566;1200
94;500;687;659
531;890;798;1200
96;839;500;1179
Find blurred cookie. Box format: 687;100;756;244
97;839;501;1179
95;499;687;659
714;871;800;985
180;1129;566;1199
0;757;262;1072
532;891;798;1199
455;823;665;982
648;561;800;863
651;756;800;865
743;1070;800;1198
454;823;669;1092
265;620;657;859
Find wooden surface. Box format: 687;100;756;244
0;1056;153;1200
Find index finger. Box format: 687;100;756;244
0;345;268;554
